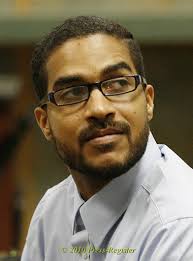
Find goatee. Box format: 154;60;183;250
52;118;150;181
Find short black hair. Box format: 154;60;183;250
31;15;145;101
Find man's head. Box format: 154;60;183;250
32;16;145;101
33;16;154;180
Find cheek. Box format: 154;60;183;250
49;111;81;149
117;99;148;131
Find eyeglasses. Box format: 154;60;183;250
39;74;147;107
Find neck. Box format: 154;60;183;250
70;169;112;200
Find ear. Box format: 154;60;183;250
145;84;154;122
34;107;53;141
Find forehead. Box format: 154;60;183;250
46;34;136;91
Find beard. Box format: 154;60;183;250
51;118;150;181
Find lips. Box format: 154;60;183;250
86;128;124;142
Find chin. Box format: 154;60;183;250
87;150;126;164
73;130;149;180
55;122;150;181
73;151;138;180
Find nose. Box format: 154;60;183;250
84;88;116;124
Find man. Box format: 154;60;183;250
21;16;193;260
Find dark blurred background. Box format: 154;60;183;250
0;0;192;258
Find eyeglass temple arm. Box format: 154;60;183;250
140;75;147;84
38;95;50;107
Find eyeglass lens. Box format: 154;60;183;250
54;76;137;105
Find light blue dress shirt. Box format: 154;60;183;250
21;133;193;260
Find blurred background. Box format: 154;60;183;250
0;0;192;258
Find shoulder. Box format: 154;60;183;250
143;145;193;225
139;217;193;260
41;174;74;206
140;147;193;259
159;144;192;178
21;176;76;260
28;175;75;226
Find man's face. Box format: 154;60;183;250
35;34;154;180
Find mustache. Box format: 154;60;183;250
79;119;130;146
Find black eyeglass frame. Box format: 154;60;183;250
39;74;147;107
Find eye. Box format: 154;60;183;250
112;79;129;88
103;78;131;93
67;87;85;97
54;86;88;104
60;86;86;97
64;87;82;97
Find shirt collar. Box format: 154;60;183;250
72;132;162;247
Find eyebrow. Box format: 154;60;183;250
52;76;84;91
52;61;133;92
101;61;132;76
